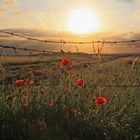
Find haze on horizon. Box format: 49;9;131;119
0;0;140;54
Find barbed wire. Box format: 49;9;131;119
0;44;50;53
1;30;140;44
1;30;140;88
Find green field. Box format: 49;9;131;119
0;54;140;140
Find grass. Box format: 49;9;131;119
0;54;140;140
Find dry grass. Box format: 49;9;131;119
0;55;53;64
0;55;140;140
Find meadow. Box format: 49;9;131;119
0;53;140;140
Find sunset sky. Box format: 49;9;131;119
0;0;140;54
0;0;140;32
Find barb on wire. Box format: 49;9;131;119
1;30;140;44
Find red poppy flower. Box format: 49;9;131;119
76;79;85;86
60;58;70;67
23;93;29;97
15;79;25;86
95;96;107;105
21;102;29;109
38;120;47;130
26;80;34;85
71;108;79;113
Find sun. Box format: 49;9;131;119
65;8;101;34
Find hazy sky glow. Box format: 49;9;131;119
0;0;140;32
0;0;140;54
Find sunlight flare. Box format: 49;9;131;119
65;8;101;34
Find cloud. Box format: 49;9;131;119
0;0;18;16
12;11;22;16
134;11;140;16
117;0;139;3
118;0;135;2
0;8;5;16
3;0;17;5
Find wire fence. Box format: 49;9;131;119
0;29;140;54
1;30;140;44
0;30;140;88
0;44;50;54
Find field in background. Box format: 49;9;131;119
0;53;140;140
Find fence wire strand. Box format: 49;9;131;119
0;30;140;88
1;30;140;44
1;29;140;53
0;44;50;53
